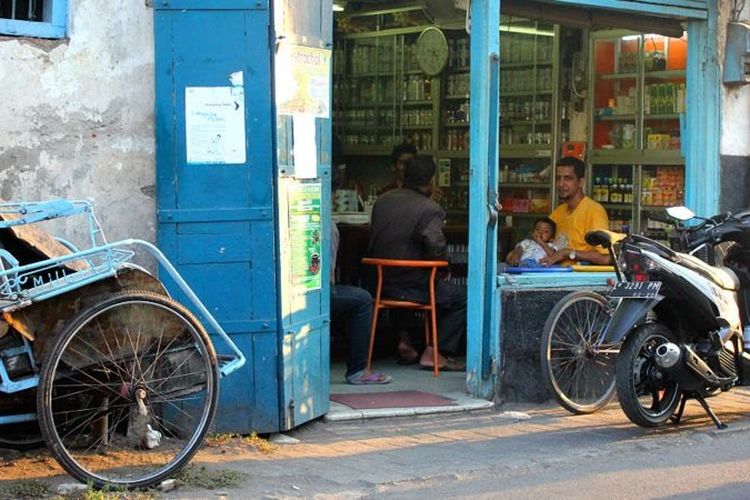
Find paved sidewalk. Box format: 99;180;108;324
163;388;750;498
4;389;750;498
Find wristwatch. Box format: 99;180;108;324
569;250;577;261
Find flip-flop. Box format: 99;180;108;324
346;371;392;385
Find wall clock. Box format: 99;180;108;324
416;27;449;76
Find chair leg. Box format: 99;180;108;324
423;313;430;347
430;306;439;377
366;305;381;373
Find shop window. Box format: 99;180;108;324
0;0;67;38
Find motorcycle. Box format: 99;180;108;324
586;206;750;429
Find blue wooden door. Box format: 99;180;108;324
154;1;281;433
272;0;333;430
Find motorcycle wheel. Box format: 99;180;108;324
616;322;682;427
541;291;617;414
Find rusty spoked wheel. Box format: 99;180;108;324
37;291;219;489
541;291;618;414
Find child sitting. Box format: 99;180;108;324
506;217;558;267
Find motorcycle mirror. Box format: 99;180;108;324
666;206;696;221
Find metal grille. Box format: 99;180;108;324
0;0;43;22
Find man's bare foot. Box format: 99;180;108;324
397;339;419;365
419;346;465;371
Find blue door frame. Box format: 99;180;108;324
465;0;719;399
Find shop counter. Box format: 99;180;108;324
496;269;616;403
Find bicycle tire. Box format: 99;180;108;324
541;290;617;414
37;290;219;489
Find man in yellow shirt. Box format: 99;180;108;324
541;156;611;266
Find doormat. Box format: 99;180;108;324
330;390;457;410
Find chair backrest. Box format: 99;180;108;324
361;258;449;305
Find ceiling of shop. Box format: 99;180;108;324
339;0;685;37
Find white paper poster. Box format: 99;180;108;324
293;115;318;179
185;86;246;164
275;44;331;118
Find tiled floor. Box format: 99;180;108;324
327;360;493;421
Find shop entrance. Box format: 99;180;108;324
328;0;716;416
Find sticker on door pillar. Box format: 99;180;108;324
288;182;322;291
185;86;246;164
275;43;331;118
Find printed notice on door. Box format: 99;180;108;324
185;86;246;164
288;183;322;291
275;43;331;118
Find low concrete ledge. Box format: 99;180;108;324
497;272;614;403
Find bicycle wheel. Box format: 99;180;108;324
37;290;219;489
541;290;617;414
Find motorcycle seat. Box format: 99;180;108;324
674;253;740;291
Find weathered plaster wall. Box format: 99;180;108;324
0;0;155;250
718;0;750;211
719;0;750;157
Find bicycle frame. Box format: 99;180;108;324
0;200;245;427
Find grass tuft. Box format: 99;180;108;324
175;465;247;490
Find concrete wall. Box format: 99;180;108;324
719;0;750;212
0;0;155;251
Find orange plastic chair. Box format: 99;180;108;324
361;258;449;377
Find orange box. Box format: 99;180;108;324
561;141;586;160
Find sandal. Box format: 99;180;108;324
346;370;392;385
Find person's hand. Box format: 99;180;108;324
506;250;521;266
539;248;568;266
431;186;444;203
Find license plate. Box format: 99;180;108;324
609;281;662;298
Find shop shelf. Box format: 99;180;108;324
643;113;681;120
500;145;553;158
503;120;553;126
501;182;551;189
640;205;675;211
501;60;554;69
339;102;385;108
342;146;395;156
435;150;469;159
500;90;554;97
400;100;434;106
595;114;637;121
402;125;434;130
643;69;687;80
597;72;638;80
641;150;685;164
589;150;641;165
603;203;634;210
347;72;392;78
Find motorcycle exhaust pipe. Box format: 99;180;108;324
654;342;734;388
654;342;681;368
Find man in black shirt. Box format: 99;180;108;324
368;156;466;371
